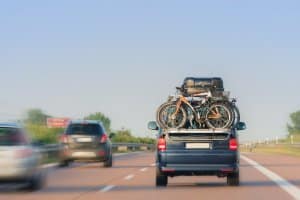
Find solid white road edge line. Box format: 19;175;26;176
99;185;115;193
124;174;135;180
241;155;300;200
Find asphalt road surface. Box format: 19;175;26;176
1;152;300;200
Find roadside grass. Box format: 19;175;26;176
280;134;300;143
241;145;300;157
241;134;300;157
256;147;300;157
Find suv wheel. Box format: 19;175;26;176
59;160;70;168
104;154;113;168
227;171;240;186
156;167;168;187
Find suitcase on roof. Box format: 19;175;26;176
182;77;224;96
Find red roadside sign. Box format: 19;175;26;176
47;118;70;128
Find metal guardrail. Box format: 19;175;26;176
112;143;154;150
39;143;155;159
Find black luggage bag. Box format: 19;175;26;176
181;77;224;96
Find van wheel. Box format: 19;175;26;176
104;154;113;168
156;167;168;187
227;171;240;186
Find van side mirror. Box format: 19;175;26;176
148;121;159;130
236;122;246;131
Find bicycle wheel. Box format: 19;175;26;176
231;104;240;127
223;101;240;128
205;102;232;129
156;102;187;129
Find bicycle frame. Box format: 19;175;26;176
171;94;222;122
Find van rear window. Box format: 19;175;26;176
66;124;104;136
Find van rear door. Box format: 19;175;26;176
164;129;236;166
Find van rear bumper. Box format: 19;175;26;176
157;150;239;176
159;163;238;176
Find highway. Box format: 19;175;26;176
0;152;300;200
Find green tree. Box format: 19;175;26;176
84;112;111;133
24;108;50;125
287;110;300;135
111;129;155;144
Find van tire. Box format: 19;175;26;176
156;167;168;187
227;171;240;186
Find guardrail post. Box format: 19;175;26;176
291;135;294;145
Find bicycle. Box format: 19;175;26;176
156;87;236;129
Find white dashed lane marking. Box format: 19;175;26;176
124;174;135;180
99;185;115;193
140;167;148;172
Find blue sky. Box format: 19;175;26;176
0;0;299;141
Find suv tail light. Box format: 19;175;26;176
14;148;33;158
157;138;166;151
229;138;238;150
59;134;68;143
100;134;108;143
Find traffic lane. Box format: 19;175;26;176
0;152;152;200
80;155;292;200
242;152;300;189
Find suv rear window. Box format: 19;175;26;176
0;127;28;146
66;124;104;136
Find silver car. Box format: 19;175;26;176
0;122;45;191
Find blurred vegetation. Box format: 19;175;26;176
287;110;300;135
84;112;111;133
25;124;63;144
24;108;50;125
23;109;154;144
111;129;155;144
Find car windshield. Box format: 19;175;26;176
0;127;28;146
66;124;103;136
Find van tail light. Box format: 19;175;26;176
221;168;234;173
100;134;108;143
14;148;33;158
59;134;68;143
162;168;175;172
157;138;166;152
229;138;238;150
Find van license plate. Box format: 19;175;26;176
186;143;210;149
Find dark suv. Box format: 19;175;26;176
59;120;113;167
148;121;246;187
